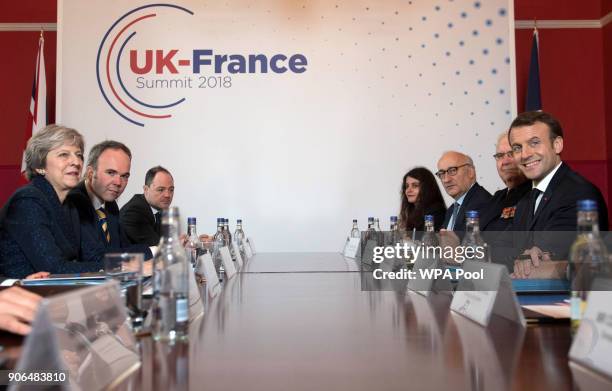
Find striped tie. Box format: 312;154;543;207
96;207;111;243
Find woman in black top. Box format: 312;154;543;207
399;167;447;235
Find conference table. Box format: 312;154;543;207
122;252;576;391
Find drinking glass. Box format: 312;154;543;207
104;253;145;329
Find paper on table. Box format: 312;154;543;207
522;304;570;319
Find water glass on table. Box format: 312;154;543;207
104;253;145;329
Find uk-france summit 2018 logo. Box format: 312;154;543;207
96;3;309;126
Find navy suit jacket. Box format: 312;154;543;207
512;163;608;258
67;182;153;261
120;194;161;246
442;182;492;232
481;180;531;232
0;176;104;278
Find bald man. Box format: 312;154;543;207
480;132;530;231
436;151;492;231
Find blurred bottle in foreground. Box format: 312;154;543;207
569;199;610;334
460;210;490;263
421;214;439;247
152;207;189;341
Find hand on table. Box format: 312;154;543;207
511;247;566;278
0;287;42;335
25;272;50;279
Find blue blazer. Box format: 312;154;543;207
442;182;492;232
66;182;152;262
0;176;104;278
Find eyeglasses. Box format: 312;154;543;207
493;151;514;160
435;163;471;179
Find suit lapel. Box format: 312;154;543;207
528;163;568;231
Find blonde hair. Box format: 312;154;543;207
24;124;85;180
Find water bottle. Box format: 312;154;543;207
374;218;384;245
569;200;610;334
364;217;375;243
185;217;199;267
222;218;237;261
460;210;490;263
388;216;400;245
421;215;439;247
222;218;231;246
212;218;225;278
234;219;245;244
350;219;360;238
152;207;189;341
343;219;360;253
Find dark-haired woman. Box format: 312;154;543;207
399;167;447;236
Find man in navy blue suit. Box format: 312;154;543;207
509;111;608;278
67;141;153;262
436;151;492;232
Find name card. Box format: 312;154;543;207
450;261;525;327
452;306;526;390
187;265;204;322
220;246;237;280
246;237;256;254
243;241;254;259
360;240;378;265
407;256;453;296
570;278;612;381
198;253;221;298
232;242;244;269
343;237;361;258
16;282;140;390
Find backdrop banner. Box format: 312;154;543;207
58;0;515;251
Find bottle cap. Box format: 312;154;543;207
353;219;358;223
237;219;242;223
217;218;223;223
424;214;434;222
187;217;196;225
577;199;597;211
368;217;374;221
466;210;479;219
390;216;397;222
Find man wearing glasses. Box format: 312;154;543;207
480;132;530;231
436;151;492;232
68;141;153;262
508;111;608;278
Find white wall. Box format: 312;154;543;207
58;0;514;251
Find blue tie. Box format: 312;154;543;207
449;202;460;230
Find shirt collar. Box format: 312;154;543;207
454;182;475;206
86;182;105;210
533;162;562;193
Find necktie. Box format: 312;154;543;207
529;188;542;216
154;212;161;234
449;202;460;230
525;188;542;229
96;207;111;243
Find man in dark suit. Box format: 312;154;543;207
509;111;608;278
67;141;153;262
481;132;530;231
120;166;175;246
436;151;492;232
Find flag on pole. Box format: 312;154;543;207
525;26;542;111
21;31;48;173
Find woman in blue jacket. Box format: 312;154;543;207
0;125;104;278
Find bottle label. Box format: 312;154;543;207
176;298;188;323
